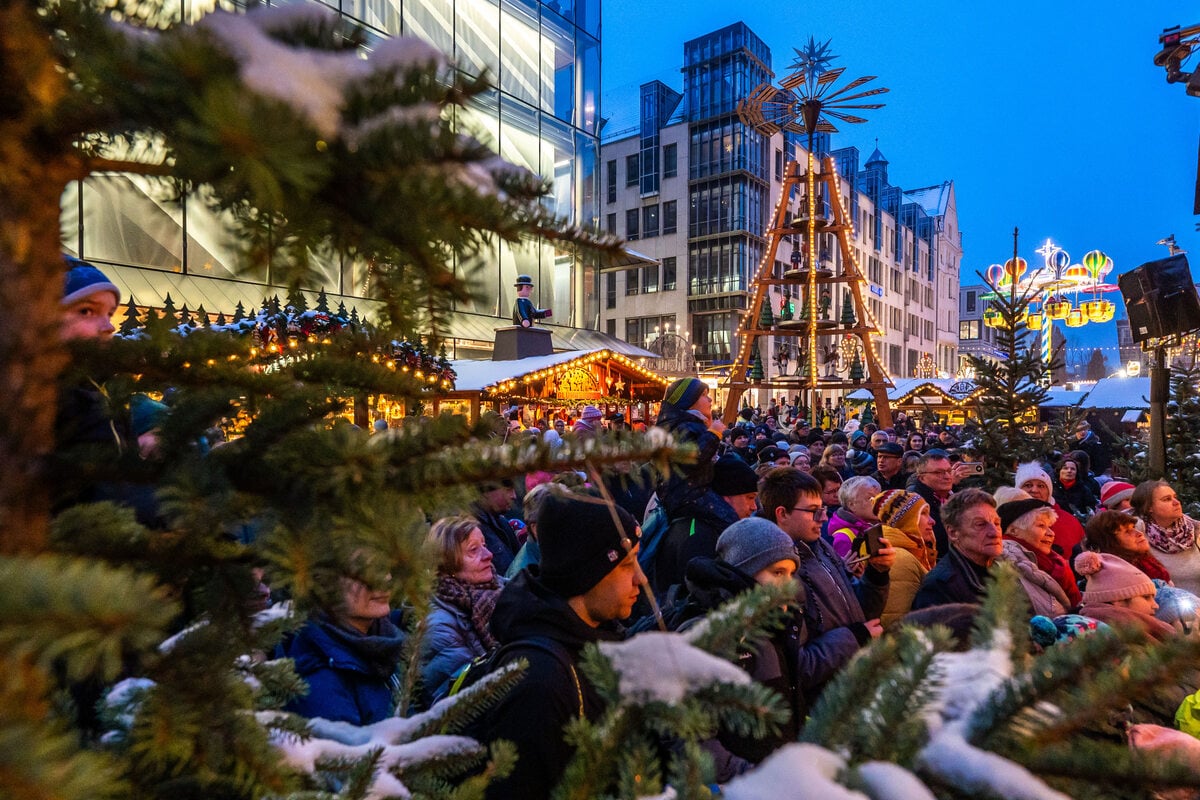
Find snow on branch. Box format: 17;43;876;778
197;6;445;140
597;631;750;706
722;743;866;800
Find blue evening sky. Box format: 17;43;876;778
600;0;1200;369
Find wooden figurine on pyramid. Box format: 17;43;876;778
512;274;552;327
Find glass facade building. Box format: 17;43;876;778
683;23;772;362
60;0;603;342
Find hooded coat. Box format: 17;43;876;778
279;615;405;726
654;403;722;520
471;570;622;800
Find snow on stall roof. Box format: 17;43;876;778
1082;376;1150;410
722;743;866;800
597;631;750;705
449;349;610;392
1041;388;1088;408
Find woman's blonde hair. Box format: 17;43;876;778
426;515;481;575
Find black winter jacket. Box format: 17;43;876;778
651;496;741;596
654;404;721;519
473;570;622;800
911;547;989;610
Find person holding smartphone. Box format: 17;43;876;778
872;491;938;627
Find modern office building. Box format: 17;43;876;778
60;0;625;357
600;21;962;389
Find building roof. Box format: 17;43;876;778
448;348;668;394
903;182;952;218
1081;376;1151;410
865;146;888;166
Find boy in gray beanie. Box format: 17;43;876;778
716;517;800;584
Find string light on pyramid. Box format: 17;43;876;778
723;41;893;426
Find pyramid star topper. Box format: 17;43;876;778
789;36;837;77
738;39;888;141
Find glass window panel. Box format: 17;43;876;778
500;0;540;106
550;245;577;327
402;0;453;58
459;87;501;153
185;185;267;282
578;33;599;135
576;131;597;230
457;0;501;78
81;174;184;273
541;14;574;123
345;0;401;36
540;113;575;223
499;96;540;176
576;0;599;38
498;239;540;318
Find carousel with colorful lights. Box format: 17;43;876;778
721;39;894;427
981;238;1119;370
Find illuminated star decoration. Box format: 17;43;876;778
789;36;837;78
738;37;888;143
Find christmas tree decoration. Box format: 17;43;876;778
759;297;775;329
118;296;143;335
964;229;1064;487
840;290;857;328
849;349;864;382
750;346;765;382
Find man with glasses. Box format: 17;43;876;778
907;449;971;561
911;489;1002;609
759;468;894;698
869;442;908;491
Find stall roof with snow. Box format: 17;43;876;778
1080;376;1150;410
442;348;671;410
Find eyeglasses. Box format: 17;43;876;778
790;505;826;519
920;468;952;477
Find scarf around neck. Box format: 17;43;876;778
1146;515;1198;555
436;573;502;650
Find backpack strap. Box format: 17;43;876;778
502;636;583;718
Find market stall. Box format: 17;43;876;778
435;348;671;426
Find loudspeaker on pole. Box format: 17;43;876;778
1118;253;1200;343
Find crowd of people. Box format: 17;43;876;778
56;257;1200;797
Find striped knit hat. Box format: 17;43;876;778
662;377;707;411
872;490;928;535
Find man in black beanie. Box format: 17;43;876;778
473;493;642;800
651;455;760;595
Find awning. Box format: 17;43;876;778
446;347;670;399
600;246;660;272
